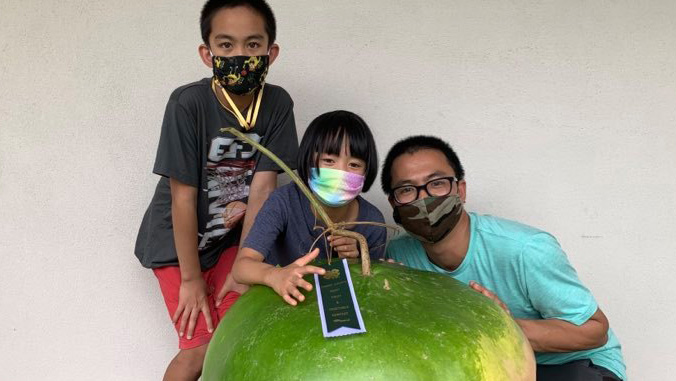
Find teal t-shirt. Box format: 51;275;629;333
386;212;626;380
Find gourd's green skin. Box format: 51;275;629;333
203;262;535;381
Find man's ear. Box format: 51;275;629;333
458;180;467;203
268;43;280;65
198;44;213;68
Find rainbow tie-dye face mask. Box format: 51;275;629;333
309;168;365;207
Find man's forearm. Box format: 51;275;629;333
516;310;609;352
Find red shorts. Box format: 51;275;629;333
153;246;241;349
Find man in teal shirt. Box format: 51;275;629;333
382;136;625;381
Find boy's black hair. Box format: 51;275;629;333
297;111;379;193
381;135;465;194
200;0;277;46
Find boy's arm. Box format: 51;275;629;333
169;178;214;338
233;247;326;306
240;171;277;245
215;171;276;306
237;89;298;241
218;91;298;303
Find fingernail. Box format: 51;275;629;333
187;335;192;339
208;328;213;333
179;331;184;336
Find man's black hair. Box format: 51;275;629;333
297;111;379;192
200;0;277;46
381;135;465;194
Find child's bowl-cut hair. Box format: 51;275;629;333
200;0;277;46
297;111;378;192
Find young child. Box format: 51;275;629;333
232;110;387;305
134;0;297;379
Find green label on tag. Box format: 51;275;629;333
315;259;366;338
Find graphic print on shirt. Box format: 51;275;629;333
199;132;261;250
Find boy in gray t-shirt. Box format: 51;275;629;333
134;1;297;379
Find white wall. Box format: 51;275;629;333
1;0;674;379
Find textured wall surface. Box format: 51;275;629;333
1;0;674;379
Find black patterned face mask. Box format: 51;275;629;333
212;55;269;95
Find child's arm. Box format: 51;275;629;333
169;178;214;338
233;247;325;306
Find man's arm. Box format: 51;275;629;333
516;308;609;352
169;178;213;338
469;282;609;352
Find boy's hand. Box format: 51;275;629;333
265;248;326;306
223;201;247;229
215;272;250;307
469;281;512;316
328;234;359;259
172;278;214;339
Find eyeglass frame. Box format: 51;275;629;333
390;176;458;205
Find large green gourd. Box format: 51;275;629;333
204;128;535;380
203;262;535;380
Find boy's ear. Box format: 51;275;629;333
268;43;280;65
198;44;213;68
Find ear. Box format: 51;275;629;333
457;179;467;203
198;44;213;68
267;43;280;65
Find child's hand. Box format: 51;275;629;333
265;248;326;306
328;234;359;259
172;278;214;340
223;201;247;229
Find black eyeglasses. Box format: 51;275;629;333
391;176;457;205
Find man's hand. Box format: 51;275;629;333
215;272;250;307
223;201;247;229
379;258;405;265
469;281;511;316
328;234;359;259
172;278;214;340
264;248;326;306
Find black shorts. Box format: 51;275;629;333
537;359;622;381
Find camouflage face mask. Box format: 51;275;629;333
393;194;463;244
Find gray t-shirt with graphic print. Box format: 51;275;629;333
135;78;298;270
